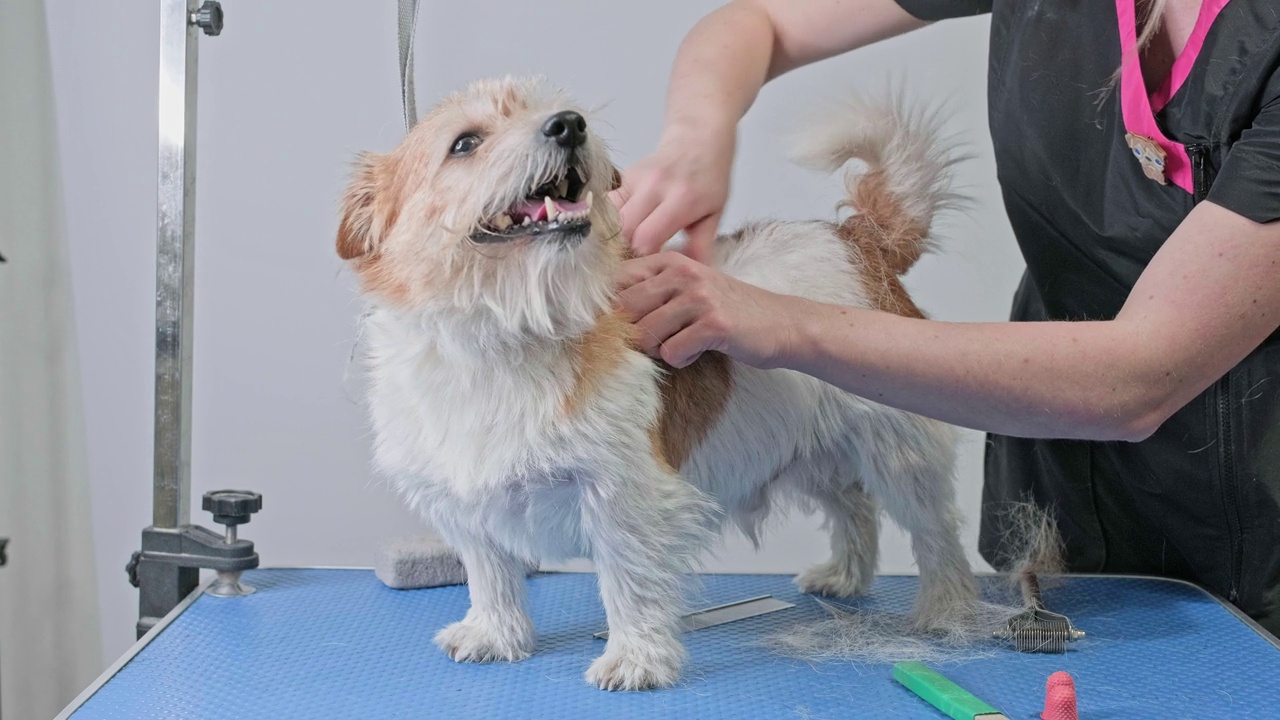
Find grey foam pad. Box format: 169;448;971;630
374;536;468;590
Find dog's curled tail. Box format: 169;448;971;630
792;91;966;276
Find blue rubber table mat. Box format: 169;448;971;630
69;569;1280;719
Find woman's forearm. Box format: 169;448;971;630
661;3;775;134
662;0;929;134
619;206;1280;440
779;202;1280;442
786;304;1166;441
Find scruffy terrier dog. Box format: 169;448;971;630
338;76;976;691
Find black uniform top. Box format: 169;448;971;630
893;0;1280;636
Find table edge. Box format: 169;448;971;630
53;568;1278;719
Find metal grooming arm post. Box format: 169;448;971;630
127;0;264;639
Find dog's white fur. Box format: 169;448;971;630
339;76;976;691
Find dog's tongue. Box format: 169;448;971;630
514;197;589;222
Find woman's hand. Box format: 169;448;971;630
616;251;804;368
611;120;736;264
611;0;928;262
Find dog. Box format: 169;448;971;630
337;76;977;691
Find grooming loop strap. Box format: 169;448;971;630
398;0;420;130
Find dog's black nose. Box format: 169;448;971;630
542;110;587;148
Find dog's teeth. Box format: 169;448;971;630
522;216;532;226
585;191;593;210
556;178;569;198
494;214;513;230
544;196;558;221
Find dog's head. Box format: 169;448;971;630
338;76;623;339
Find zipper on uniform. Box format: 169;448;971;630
1188;144;1212;203
1217;374;1243;602
1188;142;1244;601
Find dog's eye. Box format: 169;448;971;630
450;133;483;157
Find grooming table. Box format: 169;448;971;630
58;570;1279;719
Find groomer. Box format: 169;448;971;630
614;0;1280;638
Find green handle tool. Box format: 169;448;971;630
892;662;1010;720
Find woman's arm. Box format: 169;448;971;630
663;0;927;128
617;0;929;260
617;201;1280;442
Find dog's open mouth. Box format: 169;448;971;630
473;167;592;243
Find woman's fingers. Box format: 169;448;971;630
661;322;721;368
632;292;704;357
616;178;663;249
615;250;796;370
681;213;722;264
631;193;700;257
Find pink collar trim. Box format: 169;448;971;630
1116;0;1231;194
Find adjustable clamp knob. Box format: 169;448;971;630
201;490;262;598
203;490;262;548
202;489;262;529
191;1;224;36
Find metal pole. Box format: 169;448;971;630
134;0;226;638
153;0;201;531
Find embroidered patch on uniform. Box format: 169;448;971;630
1125;132;1168;185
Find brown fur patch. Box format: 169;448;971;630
839;215;926;319
337;154;389;260
654;353;734;470
563;311;734;471
336;219;369;260
649;427;678;474
845;170;930;277
564;311;634;417
349;254;413;307
835;168;929;319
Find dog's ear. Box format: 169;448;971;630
337;152;392;260
609;166;623;192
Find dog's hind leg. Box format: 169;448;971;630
579;459;715;691
795;479;880;598
433;533;536;663
855;411;977;631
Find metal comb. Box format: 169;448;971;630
994;571;1085;653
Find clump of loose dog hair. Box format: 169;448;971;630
988;498;1069;595
766;596;1020;665
765;501;1067;665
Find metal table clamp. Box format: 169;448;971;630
128;0;267;640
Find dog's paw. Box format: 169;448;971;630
911;600;983;636
585;643;683;691
912;576;981;635
434;619;533;663
795;560;871;598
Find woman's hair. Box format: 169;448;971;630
1087;0;1172;108
1091;0;1172;108
1137;0;1171;50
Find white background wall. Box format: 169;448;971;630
44;0;1022;668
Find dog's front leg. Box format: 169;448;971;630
433;536;535;663
579;463;712;691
